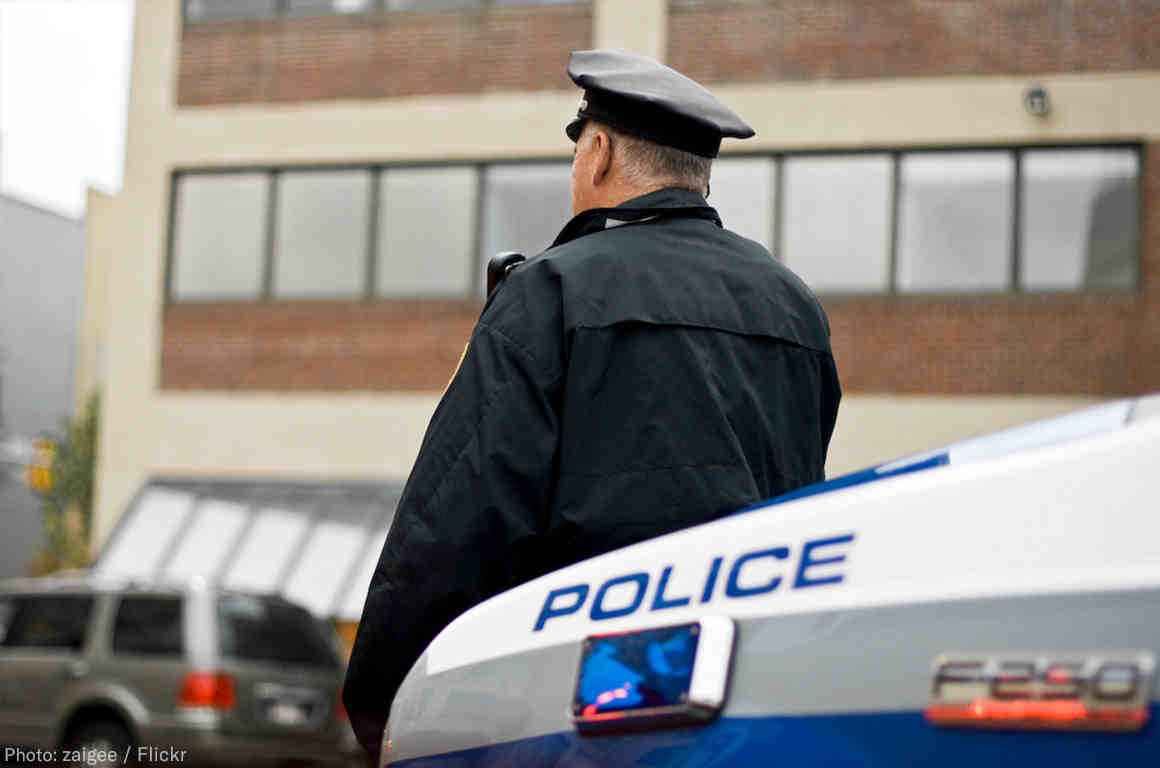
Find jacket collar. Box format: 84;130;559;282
550;187;721;248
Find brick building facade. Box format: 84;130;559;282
161;0;1159;398
84;1;1159;607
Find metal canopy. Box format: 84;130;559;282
92;479;401;620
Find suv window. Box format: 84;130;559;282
0;598;15;644
217;594;339;669
113;596;184;656
1;595;94;651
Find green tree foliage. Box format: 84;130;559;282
28;395;99;575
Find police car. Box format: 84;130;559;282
380;395;1160;766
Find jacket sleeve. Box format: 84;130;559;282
342;314;561;760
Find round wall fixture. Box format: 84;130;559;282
1024;84;1051;117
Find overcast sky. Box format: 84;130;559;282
0;0;133;219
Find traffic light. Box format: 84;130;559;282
25;438;56;494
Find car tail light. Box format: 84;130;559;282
925;699;1149;731
179;672;236;710
335;691;349;721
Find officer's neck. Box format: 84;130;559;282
579;179;687;214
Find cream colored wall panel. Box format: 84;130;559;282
94;466;149;551
92;393;440;547
76;190;115;408
92;0;179;547
594;0;666;60
826;395;1105;477
168;91;581;167
156;72;1160;171
148;394;438;478
716;73;1160;152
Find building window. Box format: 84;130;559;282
168;145;1140;304
480;163;573;294
783;154;892;293
708;157;774;251
185;0;279;22
897;151;1014;293
377;167;478;297
222;507;311;593
273;170;372;299
184;0;584;23
171;173;269;300
163;500;250;583
1021;148;1139;292
98;488;197;580
287;0;375;16
385;0;483;9
281;516;367;615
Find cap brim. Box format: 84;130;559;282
565;116;585;143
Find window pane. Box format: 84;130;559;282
378;167;477;297
0;599;14;644
172;174;268;300
480;163;572;294
97;489;197;580
3;597;93;651
783;155;891;293
113;597;184;656
185;0;278;22
217;594;340;668
282;521;366;615
273;170;370;298
164;500;249;583
287;0;374;15
709;157;774;251
338;528;389;620
1021;149;1139;291
222;507;310;593
897;152;1013;293
386;0;481;10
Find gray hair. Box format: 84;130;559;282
601;124;713;194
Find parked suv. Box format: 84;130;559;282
0;575;362;766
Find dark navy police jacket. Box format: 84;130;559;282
343;187;841;757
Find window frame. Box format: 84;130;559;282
893;147;1018;296
215;593;342;670
768;142;1143;299
779;151;894;295
0;594;96;653
1017;146;1142;294
111;594;186;658
166;158;574;304
93;479;403;620
181;0;588;25
268;166;377;300
165;143;1143;304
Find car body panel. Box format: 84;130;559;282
384;398;1160;766
0;580;359;766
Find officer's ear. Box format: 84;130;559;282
588;128;614;188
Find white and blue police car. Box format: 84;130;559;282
380;395;1160;766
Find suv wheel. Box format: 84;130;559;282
62;719;134;768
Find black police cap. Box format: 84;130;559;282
565;50;755;159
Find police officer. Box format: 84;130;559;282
343;49;841;760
